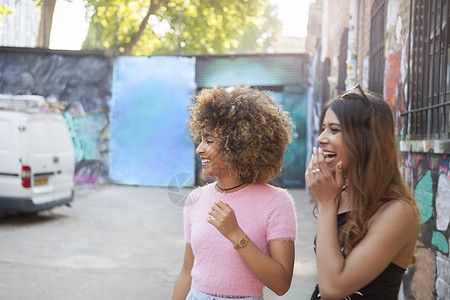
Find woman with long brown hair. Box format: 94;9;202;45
306;85;420;299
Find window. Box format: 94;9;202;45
404;0;449;140
369;0;387;94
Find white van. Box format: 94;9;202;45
0;95;75;213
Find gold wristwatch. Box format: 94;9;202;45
234;235;249;250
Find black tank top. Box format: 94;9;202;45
311;212;406;300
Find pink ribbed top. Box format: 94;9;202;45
184;183;297;297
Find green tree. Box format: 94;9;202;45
82;0;281;55
230;3;281;53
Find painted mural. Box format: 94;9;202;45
399;150;450;299
309;1;449;298
195;55;309;188
109;56;196;187
0;49;113;184
384;9;409;136
384;4;449;298
64;105;110;184
272;90;308;188
192;89;307;189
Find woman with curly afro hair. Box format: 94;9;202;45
172;86;297;300
306;85;419;299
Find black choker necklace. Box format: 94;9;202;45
216;182;247;194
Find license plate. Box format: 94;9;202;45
34;177;49;186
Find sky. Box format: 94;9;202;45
49;1;89;50
49;0;310;50
271;0;310;38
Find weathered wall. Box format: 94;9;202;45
109;56;196;187
326;0;350;98
0;47;113;184
355;1;372;87
317;0;449;298
195;54;310;188
383;1;450;297
399;145;450;299
0;49;310;189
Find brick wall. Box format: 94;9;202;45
326;0;349;98
306;1;323;54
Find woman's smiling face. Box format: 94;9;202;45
195;133;229;179
317;109;350;174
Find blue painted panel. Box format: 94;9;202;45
271;91;307;188
110;56;196;186
196;55;308;87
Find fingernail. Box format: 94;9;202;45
338;161;343;168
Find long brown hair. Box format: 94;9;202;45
320;88;419;254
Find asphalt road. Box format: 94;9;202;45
0;185;317;300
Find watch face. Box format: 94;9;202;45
235;235;248;249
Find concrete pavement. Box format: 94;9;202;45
0;185;317;300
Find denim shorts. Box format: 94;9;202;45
186;286;264;300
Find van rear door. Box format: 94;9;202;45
49;115;74;201
24;114;55;204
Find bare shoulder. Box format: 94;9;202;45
370;199;419;232
378;199;417;217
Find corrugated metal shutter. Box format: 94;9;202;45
195;54;309;88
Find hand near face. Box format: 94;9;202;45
305;147;344;210
207;201;242;242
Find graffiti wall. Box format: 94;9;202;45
383;3;450;298
0;49;308;188
384;1;409;136
195;54;309;188
109;56;196;187
311;0;449;297
272;89;308;187
0;48;113;184
399;146;450;299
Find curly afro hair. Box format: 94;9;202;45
188;85;294;183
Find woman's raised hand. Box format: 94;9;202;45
305;147;344;210
207;200;243;243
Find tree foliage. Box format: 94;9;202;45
82;0;281;55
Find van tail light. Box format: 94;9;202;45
21;166;31;188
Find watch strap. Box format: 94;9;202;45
234;235;249;250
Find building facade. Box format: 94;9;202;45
307;0;449;299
